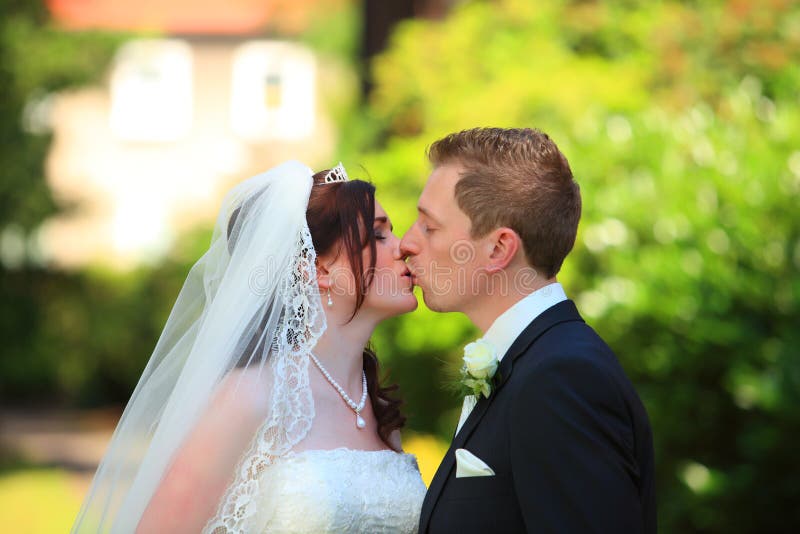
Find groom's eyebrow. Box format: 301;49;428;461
417;206;441;224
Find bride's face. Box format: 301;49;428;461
324;200;417;321
361;201;418;317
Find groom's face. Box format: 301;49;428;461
400;163;487;313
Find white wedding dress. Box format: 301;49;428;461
247;447;426;533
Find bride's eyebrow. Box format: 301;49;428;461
374;216;393;231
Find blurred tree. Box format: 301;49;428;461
361;0;453;96
362;0;414;94
0;0;120;231
0;0;54;232
0;0;121;400
352;0;800;532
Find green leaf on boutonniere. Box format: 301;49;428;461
445;355;502;400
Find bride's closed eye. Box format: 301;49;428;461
374;225;387;240
374;217;394;241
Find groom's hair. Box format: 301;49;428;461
428;127;581;278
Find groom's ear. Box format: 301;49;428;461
485;227;521;273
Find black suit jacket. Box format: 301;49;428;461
418;300;656;533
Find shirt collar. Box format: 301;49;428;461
482;282;568;361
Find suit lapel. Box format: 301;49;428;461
419;300;584;533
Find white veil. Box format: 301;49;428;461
72;160;327;533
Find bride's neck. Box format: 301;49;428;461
311;310;377;392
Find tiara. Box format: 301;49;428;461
320;162;349;185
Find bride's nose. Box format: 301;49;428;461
391;234;403;261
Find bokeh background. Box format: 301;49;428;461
1;0;799;532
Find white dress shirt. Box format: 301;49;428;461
455;282;568;434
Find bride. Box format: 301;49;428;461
72;161;426;533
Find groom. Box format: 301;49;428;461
400;128;656;533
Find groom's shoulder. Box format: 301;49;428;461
526;312;617;367
510;317;635;401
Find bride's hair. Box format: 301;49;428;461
227;169;406;448
306;168;405;447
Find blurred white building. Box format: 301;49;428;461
40;0;345;269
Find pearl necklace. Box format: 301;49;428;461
308;352;368;429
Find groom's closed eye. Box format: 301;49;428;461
416;206;442;234
421;222;436;234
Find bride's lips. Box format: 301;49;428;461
400;266;414;285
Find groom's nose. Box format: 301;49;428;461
398;227;419;259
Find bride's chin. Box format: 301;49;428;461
387;294;419;316
403;295;419;313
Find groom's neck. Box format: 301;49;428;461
465;275;558;334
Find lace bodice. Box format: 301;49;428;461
249;448;425;533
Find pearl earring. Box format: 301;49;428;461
327;289;333;307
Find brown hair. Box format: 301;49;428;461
428;127;582;278
306;170;405;447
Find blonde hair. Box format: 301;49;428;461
428;127;581;278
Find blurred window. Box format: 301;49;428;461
230;41;315;141
110;39;193;142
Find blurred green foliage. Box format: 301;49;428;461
356;1;800;532
0;0;125;402
1;0;799;532
0;0;122;230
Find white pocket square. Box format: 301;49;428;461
455;448;495;478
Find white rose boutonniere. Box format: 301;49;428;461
460;339;499;399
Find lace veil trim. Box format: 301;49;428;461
203;224;325;533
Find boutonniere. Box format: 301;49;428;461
459;339;499;399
